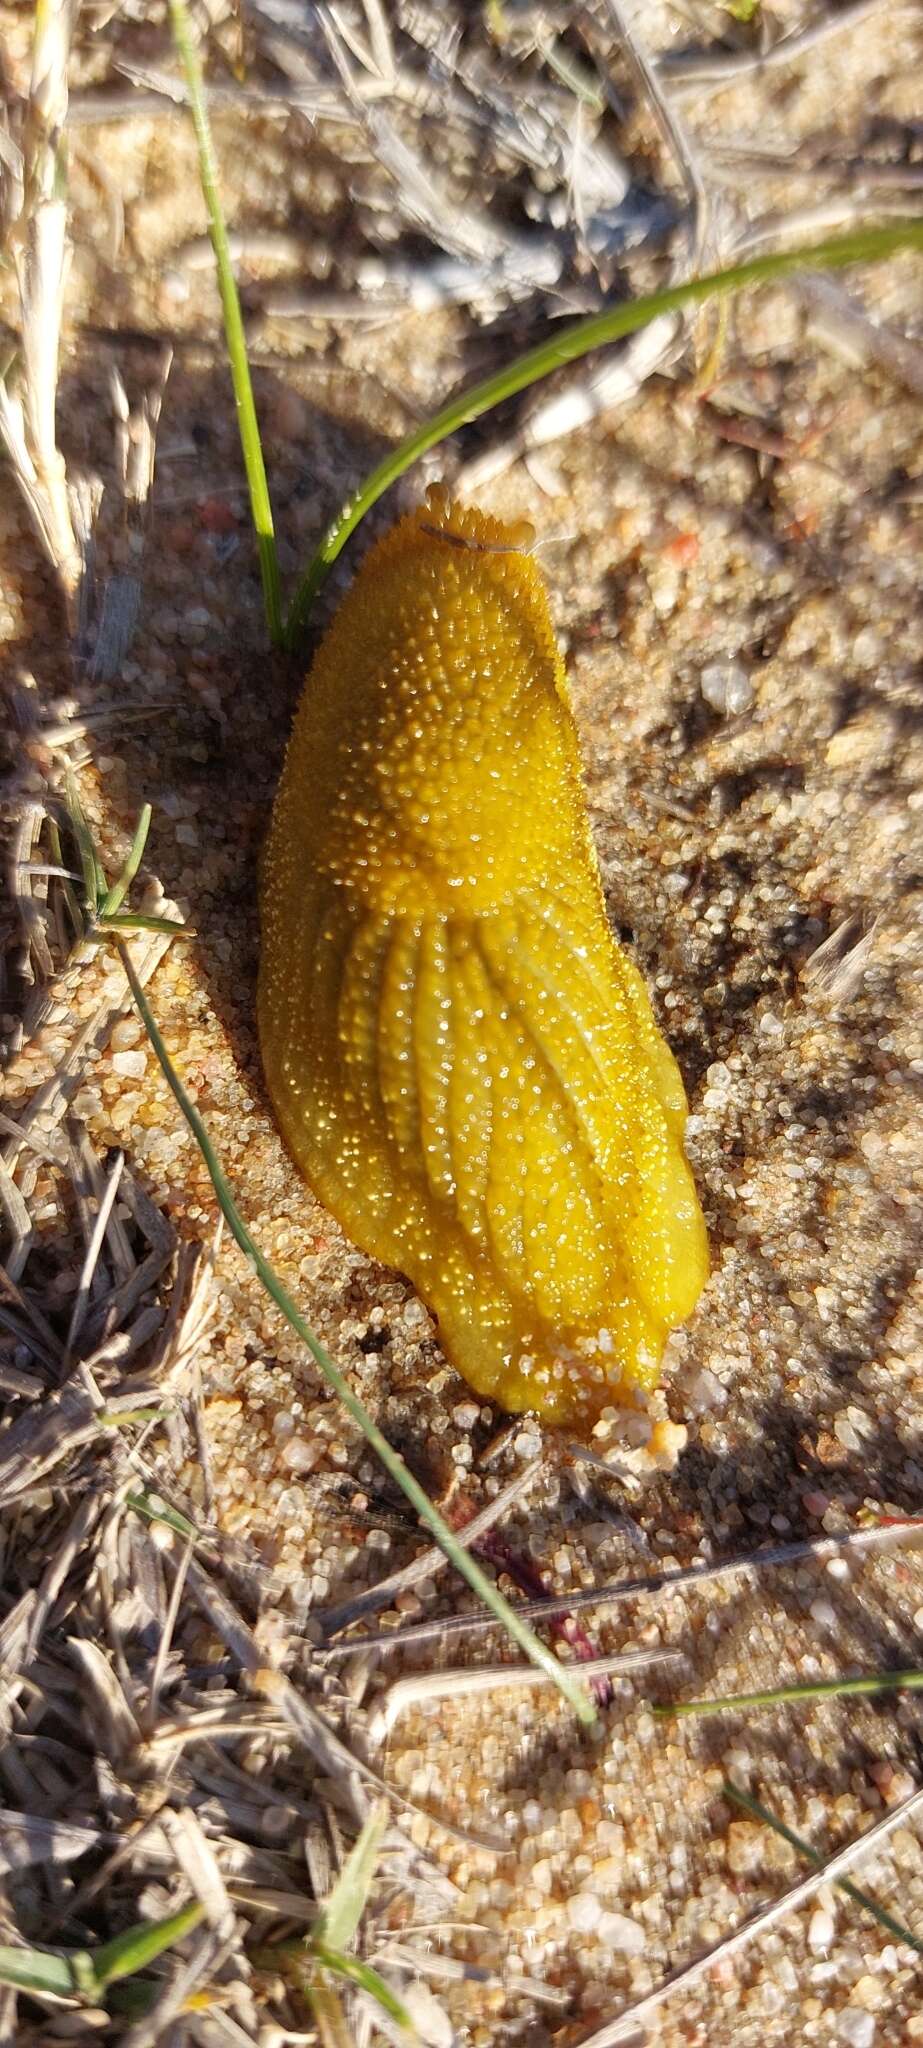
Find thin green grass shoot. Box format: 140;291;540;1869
251;1801;414;2034
167;0;283;645
0;1903;205;2000
656;1667;923;1719
284;217;923;644
311;1946;412;2028
86;1904;206;1991
312;1800;389;1954
100;1404;167;1427
724;1782;923;1956
61;784;188;942
0;1946;75;2000
98;800;152;917
45;814;82;935
126;1490;199;1542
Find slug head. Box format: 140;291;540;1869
312;493;590;919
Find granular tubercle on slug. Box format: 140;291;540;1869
258;491;709;1428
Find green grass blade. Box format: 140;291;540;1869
284;217;923;647
115;937;595;1727
314;1801;388;1953
99;802;152;918
724;1782;923;1956
64;770;105;916
167;0;283;645
0;1905;204;2001
100;1405;167;1427
46;815;83;937
127;1489;199;1542
314;1945;413;2029
98;912;191;934
656;1667;923;1719
0;1944;77;1997
90;1902;205;1991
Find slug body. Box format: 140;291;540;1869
258;496;708;1426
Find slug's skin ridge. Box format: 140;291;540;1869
258;495;709;1425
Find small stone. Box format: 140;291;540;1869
852;1975;884;2012
700;658;755;716
111;1049;146;1079
870;1762;915;1807
280;1436;321;1474
111;1018;142;1050
837;2010;875;2048
685;1367;727;1413
833;1412;861;1452
452;1401;479;1431
566;1892;602;1934
726;1820;763;1876
650;568;680;615
596;1910;645;1954
808;1906;834;1951
809;1598;838;1630
852;626;882;668
649;1418;687;1467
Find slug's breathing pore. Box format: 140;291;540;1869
258;493;709;1427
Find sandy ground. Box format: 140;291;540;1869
2;3;923;2043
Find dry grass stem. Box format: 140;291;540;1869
322;1515;923;1657
657;0;888;93
0;0;84;605
367;1648;685;1746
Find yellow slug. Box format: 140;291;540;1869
258;492;708;1427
